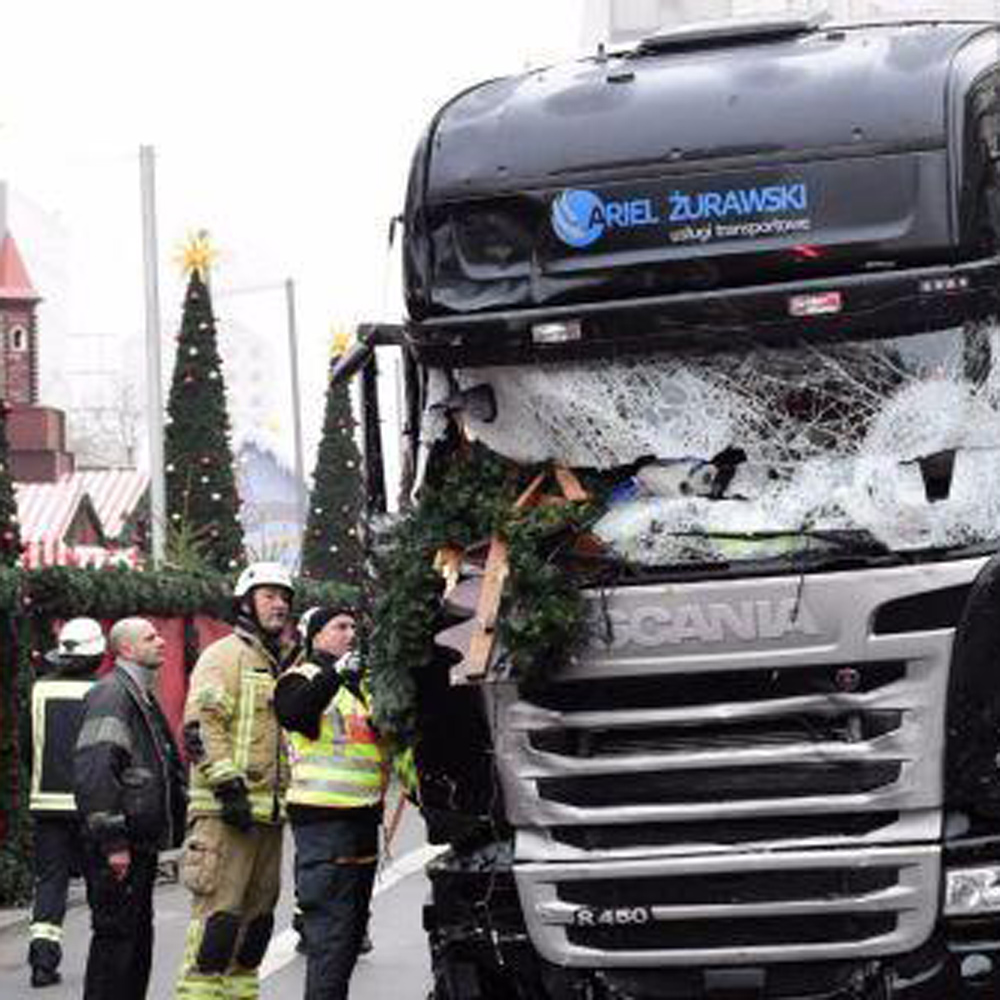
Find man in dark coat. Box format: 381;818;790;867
74;616;187;1000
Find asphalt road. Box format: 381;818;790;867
0;797;438;1000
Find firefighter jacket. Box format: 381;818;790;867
73;667;187;854
29;667;96;817
275;655;389;823
183;622;292;824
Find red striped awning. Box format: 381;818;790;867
14;475;84;543
74;469;148;539
14;469;148;569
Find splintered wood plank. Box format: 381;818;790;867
462;535;509;682
515;472;547;509
445;464;585;685
554;465;589;501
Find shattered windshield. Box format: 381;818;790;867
447;322;1000;566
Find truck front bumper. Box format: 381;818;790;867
533;931;1000;998
428;892;1000;999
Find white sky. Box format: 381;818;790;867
0;0;587;470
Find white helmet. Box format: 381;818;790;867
297;606;321;640
234;561;294;598
56;617;106;658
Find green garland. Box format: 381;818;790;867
499;500;597;686
366;445;514;739
367;444;600;742
0;601;30;904
0;565;354;620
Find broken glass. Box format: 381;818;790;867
453;322;1000;565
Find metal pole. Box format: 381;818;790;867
284;278;307;533
360;351;387;517
140;145;166;565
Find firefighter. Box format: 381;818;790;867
275;604;389;1000
26;617;105;987
175;561;297;1000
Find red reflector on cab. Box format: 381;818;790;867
788;291;843;317
790;244;823;260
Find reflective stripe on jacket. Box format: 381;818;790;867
286;682;388;809
184;629;290;823
30;678;93;814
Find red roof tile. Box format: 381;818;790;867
0;233;39;301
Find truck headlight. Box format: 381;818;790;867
945;866;1000;916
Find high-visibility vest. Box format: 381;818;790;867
30;678;93;815
286;685;388;810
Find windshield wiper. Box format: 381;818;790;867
666;527;893;556
780;528;892;555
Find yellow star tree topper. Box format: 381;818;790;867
330;325;356;358
176;230;219;279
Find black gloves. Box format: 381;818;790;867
215;777;253;832
182;721;206;763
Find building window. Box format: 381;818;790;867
8;326;27;351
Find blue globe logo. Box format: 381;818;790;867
551;189;605;248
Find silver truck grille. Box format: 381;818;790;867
488;558;985;967
516;847;940;967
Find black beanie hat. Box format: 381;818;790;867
305;605;355;653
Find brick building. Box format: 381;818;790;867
0;183;145;566
0;209;74;484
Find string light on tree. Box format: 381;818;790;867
164;230;244;572
300;323;364;584
0;402;22;566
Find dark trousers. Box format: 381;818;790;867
293;815;378;1000
29;816;84;972
81;842;158;1000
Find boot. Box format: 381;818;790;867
31;967;62;988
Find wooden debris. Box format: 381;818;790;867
443;463;589;685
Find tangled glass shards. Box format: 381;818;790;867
455;323;1000;564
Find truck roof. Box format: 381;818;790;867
422;20;993;203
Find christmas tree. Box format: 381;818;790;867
0;399;22;566
300;331;364;584
164;234;244;573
